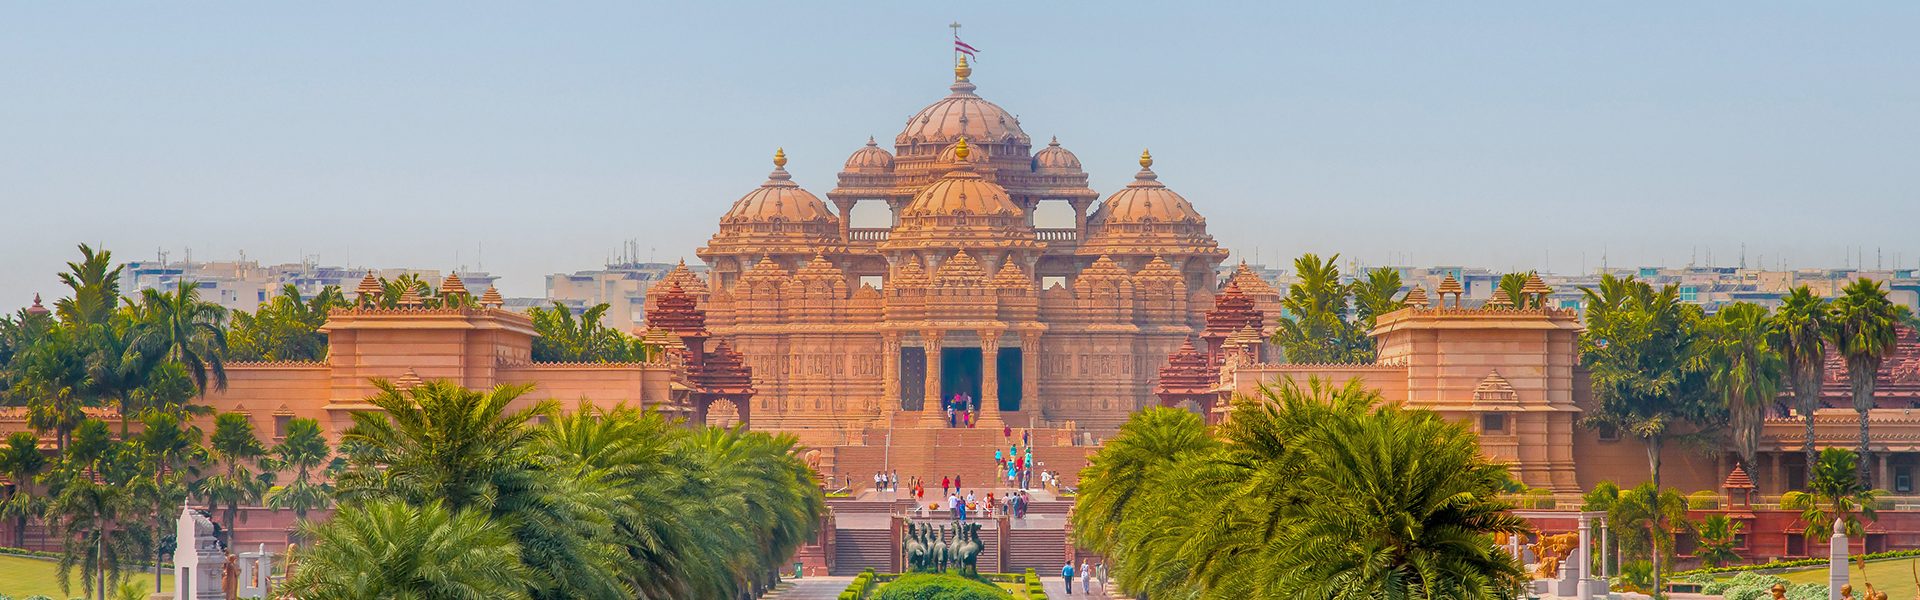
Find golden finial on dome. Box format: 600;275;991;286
1139;149;1153;169
773;147;787;168
954;137;970;161
955;55;972;81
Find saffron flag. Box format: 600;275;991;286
955;38;979;57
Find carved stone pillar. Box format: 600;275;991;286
881;332;902;416
833;199;854;240
980;330;1003;428
1021;331;1042;421
921;329;946;426
1071;200;1091;240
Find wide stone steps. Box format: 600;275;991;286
831;528;894;575
1005;528;1068;572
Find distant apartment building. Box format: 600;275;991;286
119;259;498;314
543;261;702;333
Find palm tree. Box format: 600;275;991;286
0;431;50;548
46;425;143;600
1781;447;1881;543
1771;286;1831;481
1609;482;1686;593
1579;274;1712;490
336;380;627;599
128;412;203;593
198;412;270;545
1265;398;1530;597
1273;253;1355;364
1498;272;1531;308
228;284;348;362
1348;267;1407;360
128;282;229;394
266;417;333;544
282;500;534;600
55;244;124;327
1828;278;1903;487
677;427;826;597
1692;514;1743;568
1707;302;1785;487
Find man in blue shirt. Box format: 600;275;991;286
1062;561;1075;594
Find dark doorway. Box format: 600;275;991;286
997;348;1022;412
900;347;926;411
940;347;983;409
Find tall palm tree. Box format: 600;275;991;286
1782;447;1881;543
55;244;124;327
1348;267;1408;359
1828;278;1903;487
1273;253;1355;364
198;412;270;545
129;282;229;394
282;499;534;600
266;417;333;544
228;284;348;362
1707;302;1785;487
1770;286;1831;481
128;412;203;592
17;325;91;452
46;426;143;600
0;431;50;548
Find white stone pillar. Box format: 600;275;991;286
1577;514;1592;599
1600;518;1611;579
1830;518;1849;600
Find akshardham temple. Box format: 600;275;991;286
11;53;1920;570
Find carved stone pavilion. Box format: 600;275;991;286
688;56;1228;438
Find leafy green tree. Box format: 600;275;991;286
0;431;51;547
265;417;333;543
198;412;270;544
1781;447;1881;542
228;284;348;362
1691;514;1743;568
127;412;203;592
1348;267;1407;339
282;499;534;600
16;325;91;452
46;420;144;600
1075;377;1526;599
1579;275;1713;593
527;301;659;363
127;282;228;394
53;244;124;327
336;380;626;599
1608;482;1686;592
1705;302;1784;486
1828;278;1904;487
1272;254;1361;364
1497;272;1531;308
1580;481;1623;576
1770;286;1831;481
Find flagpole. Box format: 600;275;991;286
949;21;961;64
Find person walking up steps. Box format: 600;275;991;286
1062;561;1075;595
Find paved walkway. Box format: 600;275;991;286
762;576;854;600
1040;576;1120;599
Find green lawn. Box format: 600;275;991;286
1774;556;1920;598
0;554;172;599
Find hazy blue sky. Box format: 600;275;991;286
4;2;1917;307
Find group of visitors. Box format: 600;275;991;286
872;470;899;492
1061;560;1107;595
943;391;981;428
996;442;1037;490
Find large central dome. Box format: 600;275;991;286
896;57;1029;148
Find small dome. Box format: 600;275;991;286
843;137;895;173
1031;137;1082;173
897;56;1029;147
902;140;1021;219
722;149;837;226
1089;150;1205;225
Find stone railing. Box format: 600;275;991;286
849;228;891;242
1035;228;1077;242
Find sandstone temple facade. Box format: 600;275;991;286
689;56;1229;437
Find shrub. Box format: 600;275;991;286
874;573;1006;600
1687;490;1721;510
839;592;858;600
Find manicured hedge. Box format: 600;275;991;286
873;573;1006;600
1670;548;1920;577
